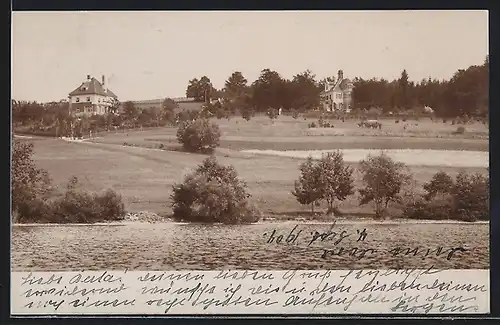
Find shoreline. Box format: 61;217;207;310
12;219;489;227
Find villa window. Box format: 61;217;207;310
76;97;80;103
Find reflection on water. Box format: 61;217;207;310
242;149;489;168
11;223;489;271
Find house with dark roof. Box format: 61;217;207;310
320;70;353;112
68;75;118;116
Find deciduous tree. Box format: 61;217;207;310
317;151;355;214
292;157;323;214
358;152;412;218
11;141;53;218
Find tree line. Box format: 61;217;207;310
185;55;488;118
292;151;488;222
11;55;488;137
11;97;180;138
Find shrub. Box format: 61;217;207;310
452;171;489;221
395;120;399;123
318;116;325;127
404;195;454;220
93;189;126;221
176;110;199;123
404;171;489;222
240;108;253;121
176;118;221;153
309;122;317;128
266;108;279;121
15;198;53;223
453;126;466;134
14;175;126;224
423;171;454;200
51;179;125;223
171;156;259;224
215;108;225;119
291;109;300;119
51;189;103;223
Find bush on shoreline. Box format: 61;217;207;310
171;156;259;224
14;177;126;224
404;171;489;222
12;140;126;224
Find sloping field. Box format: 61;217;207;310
29;138;488;215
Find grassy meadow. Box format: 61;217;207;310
25;115;489;218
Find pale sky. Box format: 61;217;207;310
12;10;488;102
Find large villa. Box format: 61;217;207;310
320;70;353;112
68;75;118;116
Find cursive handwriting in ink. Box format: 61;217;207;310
356;228;368;241
321;247;377;260
388;246;467;260
214;270;275;281
146;297;185;313
22;283;128;299
307;222;352;246
86;298;136;308
263;225;302;245
21;273;64;287
69;271;122;285
308;270;352;296
390;300;479;314
137;272;204;282
23;299;65;311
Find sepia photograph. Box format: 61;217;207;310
11;10;489;276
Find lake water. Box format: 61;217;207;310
242;149;489;168
11;222;488;271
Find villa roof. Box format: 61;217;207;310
69;77;118;99
322;77;353;94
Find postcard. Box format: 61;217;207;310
11;10;490;316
